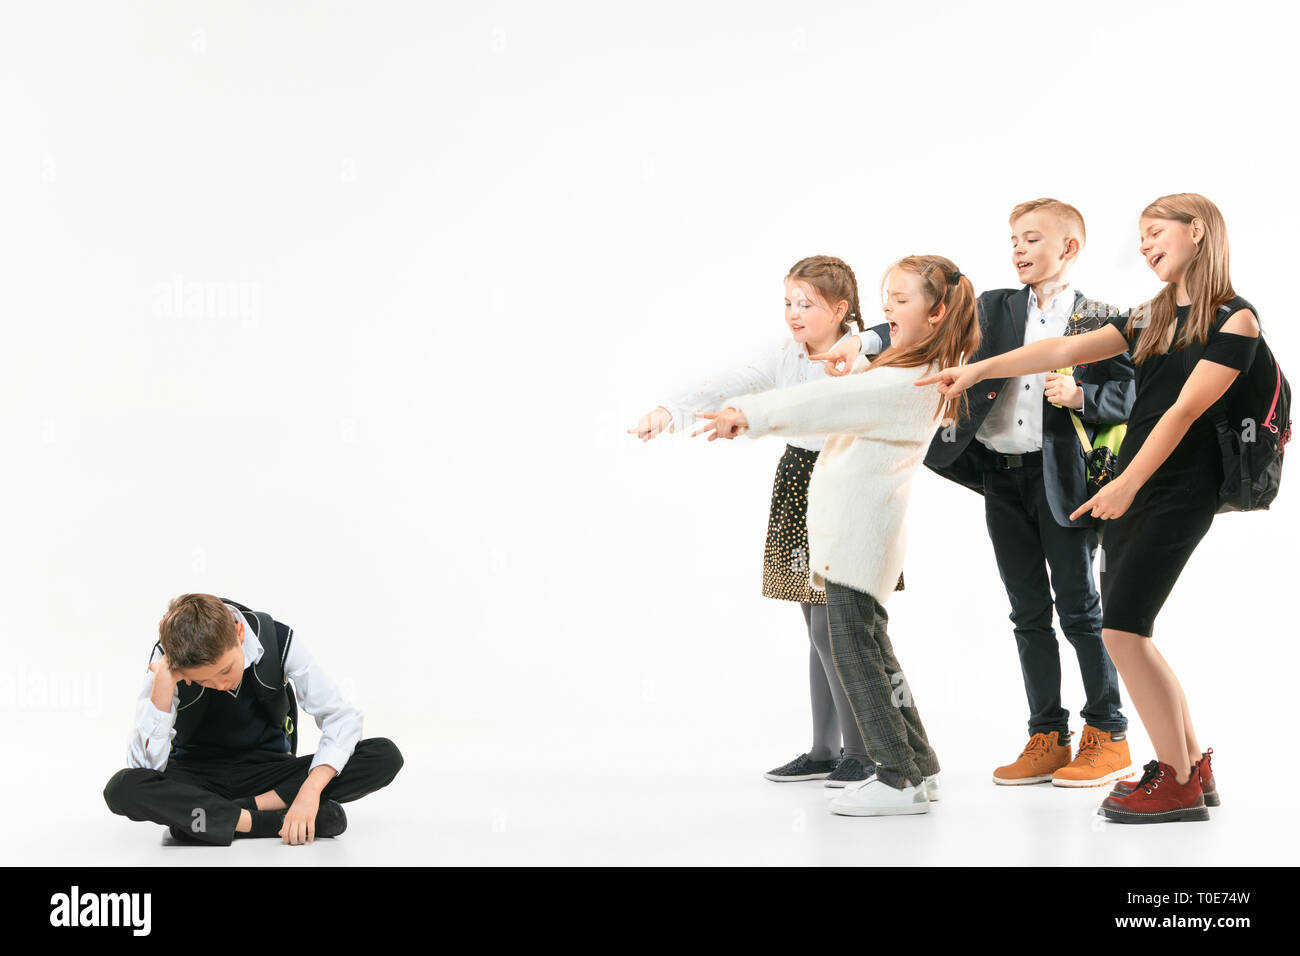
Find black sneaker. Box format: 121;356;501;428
823;756;874;788
167;824;210;844
313;799;348;838
763;752;840;782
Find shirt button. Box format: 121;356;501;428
1018;419;1023;425
987;391;996;400
1024;383;1030;390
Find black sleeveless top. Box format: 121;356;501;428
1104;301;1259;485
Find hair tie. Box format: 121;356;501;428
948;270;963;285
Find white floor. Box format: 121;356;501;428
11;744;1294;867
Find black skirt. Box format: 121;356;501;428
1099;464;1216;638
762;444;904;604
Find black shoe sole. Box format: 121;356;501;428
168;825;212;844
1100;805;1211;824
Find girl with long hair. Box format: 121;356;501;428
698;254;981;816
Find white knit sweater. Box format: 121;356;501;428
731;361;944;603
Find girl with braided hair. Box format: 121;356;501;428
629;255;892;787
697;255;981;816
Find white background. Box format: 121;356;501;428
1;0;1297;865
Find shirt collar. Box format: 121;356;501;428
227;604;264;671
1027;284;1074;317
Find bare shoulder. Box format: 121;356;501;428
1221;308;1260;338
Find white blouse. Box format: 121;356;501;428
660;327;883;451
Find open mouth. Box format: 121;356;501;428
1016;260;1032;270
1149;253;1165;269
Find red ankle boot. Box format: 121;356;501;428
1109;749;1219;807
1099;760;1209;824
1195;749;1219;807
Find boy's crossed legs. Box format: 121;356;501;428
104;737;403;846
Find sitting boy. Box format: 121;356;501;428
103;593;402;845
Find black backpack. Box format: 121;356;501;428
1193;297;1292;513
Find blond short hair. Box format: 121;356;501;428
1009;198;1086;247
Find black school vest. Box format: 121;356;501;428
154;599;300;758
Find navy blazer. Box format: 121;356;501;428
923;287;1136;528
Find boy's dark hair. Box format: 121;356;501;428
159;593;239;670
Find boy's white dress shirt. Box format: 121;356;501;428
128;604;363;775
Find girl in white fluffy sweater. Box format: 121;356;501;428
697;255;981;816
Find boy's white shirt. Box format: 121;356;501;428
975;284;1073;454
128;604;363;776
660;327;884;451
731;360;944;601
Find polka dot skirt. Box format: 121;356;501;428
762;444;904;604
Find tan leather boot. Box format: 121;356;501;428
992;731;1072;785
1052;725;1133;788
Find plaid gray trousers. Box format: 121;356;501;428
825;582;940;789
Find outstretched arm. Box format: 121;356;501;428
694;365;936;442
1068;309;1261;521
629;340;785;440
917;325;1129;399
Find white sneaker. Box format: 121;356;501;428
922;773;941;802
830;775;930;816
843;772;940;800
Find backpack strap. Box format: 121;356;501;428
1214;295;1256;332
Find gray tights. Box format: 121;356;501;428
801;602;870;762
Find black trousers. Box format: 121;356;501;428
982;460;1126;736
103;737;403;846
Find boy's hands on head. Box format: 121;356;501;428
693;409;748;441
148;654;184;686
627;406;673;442
809;336;861;377
148;654;184;713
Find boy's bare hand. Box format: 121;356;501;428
1044;371;1083;409
280;790;321;845
149;655;181;686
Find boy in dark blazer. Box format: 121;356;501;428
927;199;1135;787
